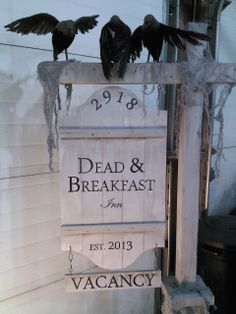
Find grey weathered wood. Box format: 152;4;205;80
175;23;208;285
38;61;236;85
59;126;166;139
61;221;166;235
59;86;167;269
59;62;182;84
65;270;161;292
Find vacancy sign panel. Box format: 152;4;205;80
59;86;167;272
65;270;161;292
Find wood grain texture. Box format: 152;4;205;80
37;61;236;85
59;86;167;269
65;270;161;292
175;23;208;284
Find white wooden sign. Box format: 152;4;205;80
65;270;161;292
59;86;167;269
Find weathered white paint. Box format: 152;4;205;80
59;126;166;138
59;86;167;269
175;23;208;284
65;270;161;292
61;222;165;234
41;61;236;85
0;276;156;314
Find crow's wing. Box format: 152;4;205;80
118;43;130;78
117;26;132;78
5;13;59;35
129;26;143;62
75;15;99;34
160;23;209;48
99;23;113;79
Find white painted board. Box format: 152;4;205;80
65;270;161;292
59;86;167;269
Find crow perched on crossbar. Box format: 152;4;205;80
130;14;210;62
100;15;131;79
5;13;99;60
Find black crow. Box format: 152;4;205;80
100;15;131;79
5;13;99;60
130;14;209;62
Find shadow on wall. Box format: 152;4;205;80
0;71;40;119
0;71;35;106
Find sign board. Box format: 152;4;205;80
65;270;161;292
59;86;167;270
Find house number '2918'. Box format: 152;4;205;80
91;90;139;111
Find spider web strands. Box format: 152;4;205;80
214;84;234;176
38;62;73;170
36;61;236;88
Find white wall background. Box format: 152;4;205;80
0;1;164;313
208;1;236;215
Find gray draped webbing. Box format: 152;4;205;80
37;61;73;170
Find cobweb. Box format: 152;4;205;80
37;61;73;170
174;45;234;177
213;84;234;176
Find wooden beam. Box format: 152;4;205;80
38;61;236;85
59;126;167;139
59;62;182;84
61;222;166;235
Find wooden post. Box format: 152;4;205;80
175;23;208;285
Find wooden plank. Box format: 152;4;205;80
65;270;161;292
61;229;165;269
41;62;182;85
101;139;124;226
0;219;60;252
0;255;65;293
175;23;208;285
0;144;58;171
0;124;48;145
143;138;166;222
38;61;236;85
59;86;167;128
0;172;59;190
0;180;59;214
122;138;145;223
59;126;166;139
0;237;61;272
0;279;64;311
0;163;59;179
61;222;165;235
0;203;59;232
0;272;64;303
176;104;202;284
